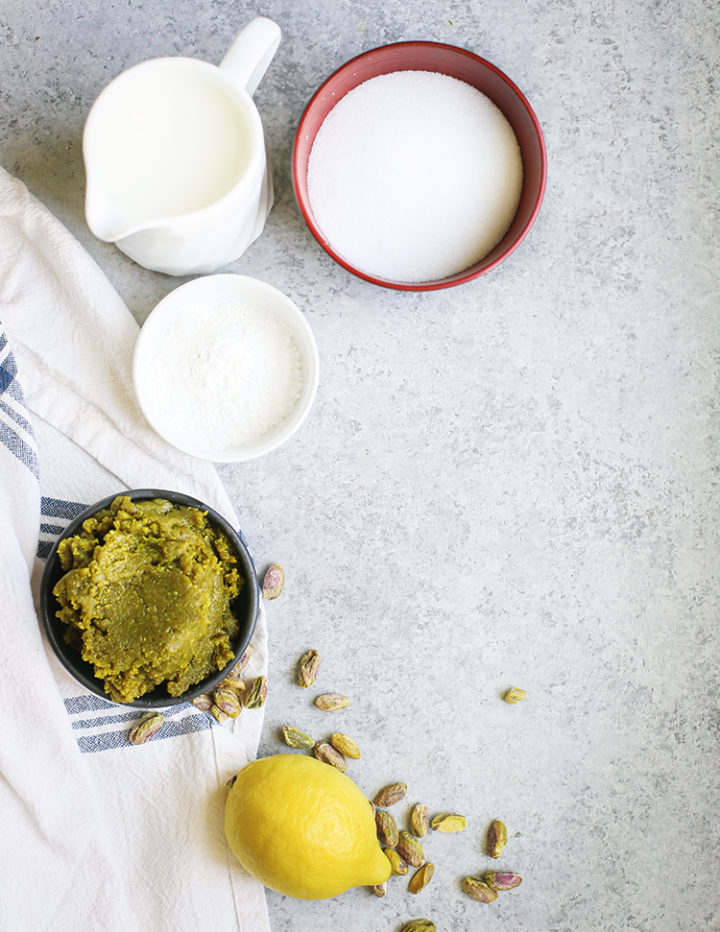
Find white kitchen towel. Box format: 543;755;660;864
0;166;271;932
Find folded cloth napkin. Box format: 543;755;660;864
0;166;271;932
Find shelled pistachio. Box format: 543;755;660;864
297;649;321;688
262;563;285;600
408;862;434;894
410;803;429;838
375;809;399;847
373;782;407;807
281;725;315;750
128;712;164;745
486;819;508;859
462;875;499;903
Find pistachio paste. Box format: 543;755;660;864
52;495;242;703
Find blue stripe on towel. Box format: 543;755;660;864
40;496;88;520
37;498;88;560
62;697;215;753
0;325;39;478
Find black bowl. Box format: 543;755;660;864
39;488;259;709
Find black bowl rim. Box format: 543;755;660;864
39;488;259;709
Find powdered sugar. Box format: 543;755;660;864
307;70;524;282
149;300;303;453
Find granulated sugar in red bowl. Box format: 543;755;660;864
293;42;547;292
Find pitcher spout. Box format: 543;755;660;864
84;178;134;243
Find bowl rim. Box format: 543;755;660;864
132;273;320;463
292;40;548;292
39;488;259;709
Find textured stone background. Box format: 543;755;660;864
1;1;719;930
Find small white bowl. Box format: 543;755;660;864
133;274;319;462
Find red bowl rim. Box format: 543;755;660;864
292;40;548;292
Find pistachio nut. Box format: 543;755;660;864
244;675;268;709
297;649;321;688
330;732;361;759
408;862;434;894
281;725;315;750
210;704;230;724
220;673;247;698
384;847;409;876
484;871;523;891
128;712;164;745
262;562;285;600
314;693;350;711
314;741;347;772
397;831;426;868
410;803;429;838
399;921;436;932
431;813;467;833
371;881;387;898
213;686;243;718
503;687;527;703
373;782;407;807
462;876;499;903
191;693;213;712
487;819;508;858
374;809;399;848
230;645;253;676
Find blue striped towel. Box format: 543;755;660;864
0;167;270;932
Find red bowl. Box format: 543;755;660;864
292;42;547;291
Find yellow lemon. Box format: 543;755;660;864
224;753;391;899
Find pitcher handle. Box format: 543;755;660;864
219;17;281;96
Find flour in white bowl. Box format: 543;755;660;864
307;70;524;283
150;301;303;452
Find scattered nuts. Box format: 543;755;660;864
399;921;436;932
408;861;434;894
330;732;361;759
230;645;253;676
244;675;268;709
375;809;399;847
314;741;347;772
431;813;466;833
128;712;164;745
484;871;523;891
410;803;429;838
503;687;527;703
213;686;243;718
262;563;285;600
297;649;321;688
397;831;426;867
191;693;213;711
314;693;350;711
210;704;230;724
374;782;407;807
220;673;247;698
281;725;315;750
371;881;387;898
462;875;499;903
486;819;508;858
384;847;409;876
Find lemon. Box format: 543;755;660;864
224;753;391;899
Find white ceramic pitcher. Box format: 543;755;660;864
83;17;281;276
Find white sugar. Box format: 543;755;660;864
150;301;302;453
307;70;523;282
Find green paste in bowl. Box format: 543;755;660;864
52;495;242;704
